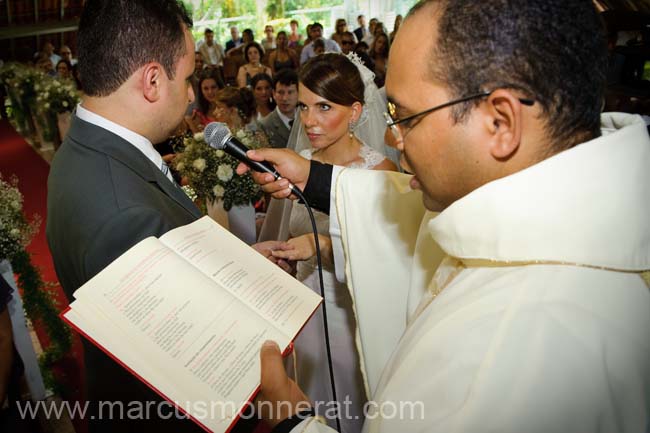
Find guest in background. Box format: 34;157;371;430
331;18;353;47
353;14;368;42
35;55;56;76
237;42;272;88
262;25;276;51
59;45;77;65
227;28;255;56
304;24;313;45
251;73;275;120
35;41;60;67
353;41;375;71
56;59;73;80
312;38;326;56
369;32;390;87
186;74;220;133
213;86;258;132
390;14;403;42
338;31;356;55
259;68;299;149
288;19;303;47
300;22;341;64
269;31;298;75
198;28;225;68
225;25;243;51
362;17;378;46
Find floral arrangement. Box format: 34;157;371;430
35;77;80;114
173;128;268;211
0;175;40;260
0;174;72;392
0;63;33;133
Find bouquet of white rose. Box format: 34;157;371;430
35;77;80;114
0;175;40;261
173;128;269;211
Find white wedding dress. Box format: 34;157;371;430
288;145;386;433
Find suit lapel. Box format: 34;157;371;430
67;116;201;219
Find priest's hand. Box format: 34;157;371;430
257;340;312;427
236;149;310;200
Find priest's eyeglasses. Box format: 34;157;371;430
384;90;535;141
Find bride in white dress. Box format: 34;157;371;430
271;53;396;433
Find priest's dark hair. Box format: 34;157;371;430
407;0;607;152
299;53;365;106
77;0;192;97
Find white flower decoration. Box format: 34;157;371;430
217;164;233;182
192;158;206;172
194;132;204;141
175;162;185;171
235;129;247;140
62;101;68;107
44;103;50;109
215;150;224;158
213;185;225;198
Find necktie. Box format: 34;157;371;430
161;160;177;186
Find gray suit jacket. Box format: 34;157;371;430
47;116;204;432
259;109;291;149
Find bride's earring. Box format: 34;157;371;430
348;119;356;139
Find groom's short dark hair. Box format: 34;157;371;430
78;0;192;97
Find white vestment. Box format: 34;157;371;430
289;112;650;433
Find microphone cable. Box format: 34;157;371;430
289;186;341;433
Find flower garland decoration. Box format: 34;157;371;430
173;129;268;211
0;174;72;392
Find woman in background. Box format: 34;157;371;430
369;32;390;87
288;19;303;47
268;31;298;75
237;42;272;89
213;86;258;132
55;59;73;80
250;73;275;119
185;74;220;133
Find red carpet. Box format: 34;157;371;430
0;120;84;425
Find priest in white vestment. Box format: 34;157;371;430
241;1;650;432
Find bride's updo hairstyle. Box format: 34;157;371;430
299;53;365;106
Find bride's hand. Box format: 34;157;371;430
235;149;310;200
272;234;331;262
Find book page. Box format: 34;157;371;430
65;234;319;432
160;216;322;338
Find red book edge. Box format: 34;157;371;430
60;297;322;433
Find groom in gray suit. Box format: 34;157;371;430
259;69;299;149
46;1;204;432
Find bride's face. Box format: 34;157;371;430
298;83;354;150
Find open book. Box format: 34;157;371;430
61;216;322;433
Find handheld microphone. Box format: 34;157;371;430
204;122;280;177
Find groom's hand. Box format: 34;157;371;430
236;149;310;200
257;340;312;427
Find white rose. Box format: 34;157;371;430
11;200;21;210
62;101;68;107
10;228;20;237
215;150;224;158
217;164;233;182
213;185;225;198
34;84;40;91
235;129;247;140
44;103;50;109
175;162;185;171
192;158;206;172
194;132;204;141
43;92;49;98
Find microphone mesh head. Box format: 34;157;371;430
204;122;231;150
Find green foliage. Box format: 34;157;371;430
0;175;72;393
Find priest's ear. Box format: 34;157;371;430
482;89;524;160
142;63;164;102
